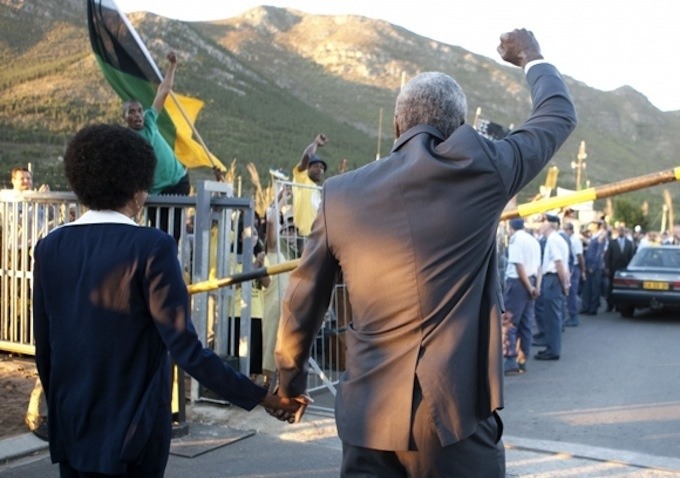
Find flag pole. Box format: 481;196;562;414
109;0;163;80
110;0;223;176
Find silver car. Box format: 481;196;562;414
611;245;680;317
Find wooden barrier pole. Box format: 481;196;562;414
501;167;680;220
188;167;680;293
187;259;301;294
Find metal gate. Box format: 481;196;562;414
1;180;346;409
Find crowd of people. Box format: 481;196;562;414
501;213;680;375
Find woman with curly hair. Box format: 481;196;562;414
32;124;303;477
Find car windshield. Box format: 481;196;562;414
628;247;680;268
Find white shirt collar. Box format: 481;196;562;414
65;209;139;227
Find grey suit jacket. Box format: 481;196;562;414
276;63;577;451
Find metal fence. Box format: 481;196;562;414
0;179;347;408
0;190;82;354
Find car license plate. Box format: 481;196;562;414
643;281;669;290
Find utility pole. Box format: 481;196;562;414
661;204;668;234
376;107;383;161
663;189;674;233
571;140;587;190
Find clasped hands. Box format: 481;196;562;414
261;390;313;424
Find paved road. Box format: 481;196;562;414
2;306;679;477
500;306;680;459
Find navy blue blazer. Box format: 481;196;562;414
33;211;266;474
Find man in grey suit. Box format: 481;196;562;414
274;29;577;476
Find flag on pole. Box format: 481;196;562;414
87;0;225;171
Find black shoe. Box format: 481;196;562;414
31;419;49;441
534;352;560;360
532;332;545;340
507;361;528;375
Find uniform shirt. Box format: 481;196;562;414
505;229;541;280
542;231;570;275
569;234;584;266
584;231;606;269
291;167;321;236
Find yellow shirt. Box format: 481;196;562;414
292;167;321;236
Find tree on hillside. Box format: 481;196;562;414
612;198;649;231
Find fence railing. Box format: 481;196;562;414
0;180;347;407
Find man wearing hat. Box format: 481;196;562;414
292;133;328;236
535;214;570;360
503;218;542;374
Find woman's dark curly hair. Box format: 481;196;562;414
64;124;156;210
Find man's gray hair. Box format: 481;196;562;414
394;72;467;138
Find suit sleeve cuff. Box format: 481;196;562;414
525;59;550;73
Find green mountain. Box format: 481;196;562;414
1;0;678;222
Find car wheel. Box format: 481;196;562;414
619;305;635;318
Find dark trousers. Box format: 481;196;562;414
541;273;564;355
504;277;535;360
565;264;581;322
341;386;505;477
233;317;263;375
534;293;545;336
148;173;190;244
581;268;603;313
606;272;617;308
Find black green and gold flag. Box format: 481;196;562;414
87;0;224;171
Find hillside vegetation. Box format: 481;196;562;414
1;0;678;225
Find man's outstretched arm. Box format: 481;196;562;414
151;51;177;114
296;133;327;172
